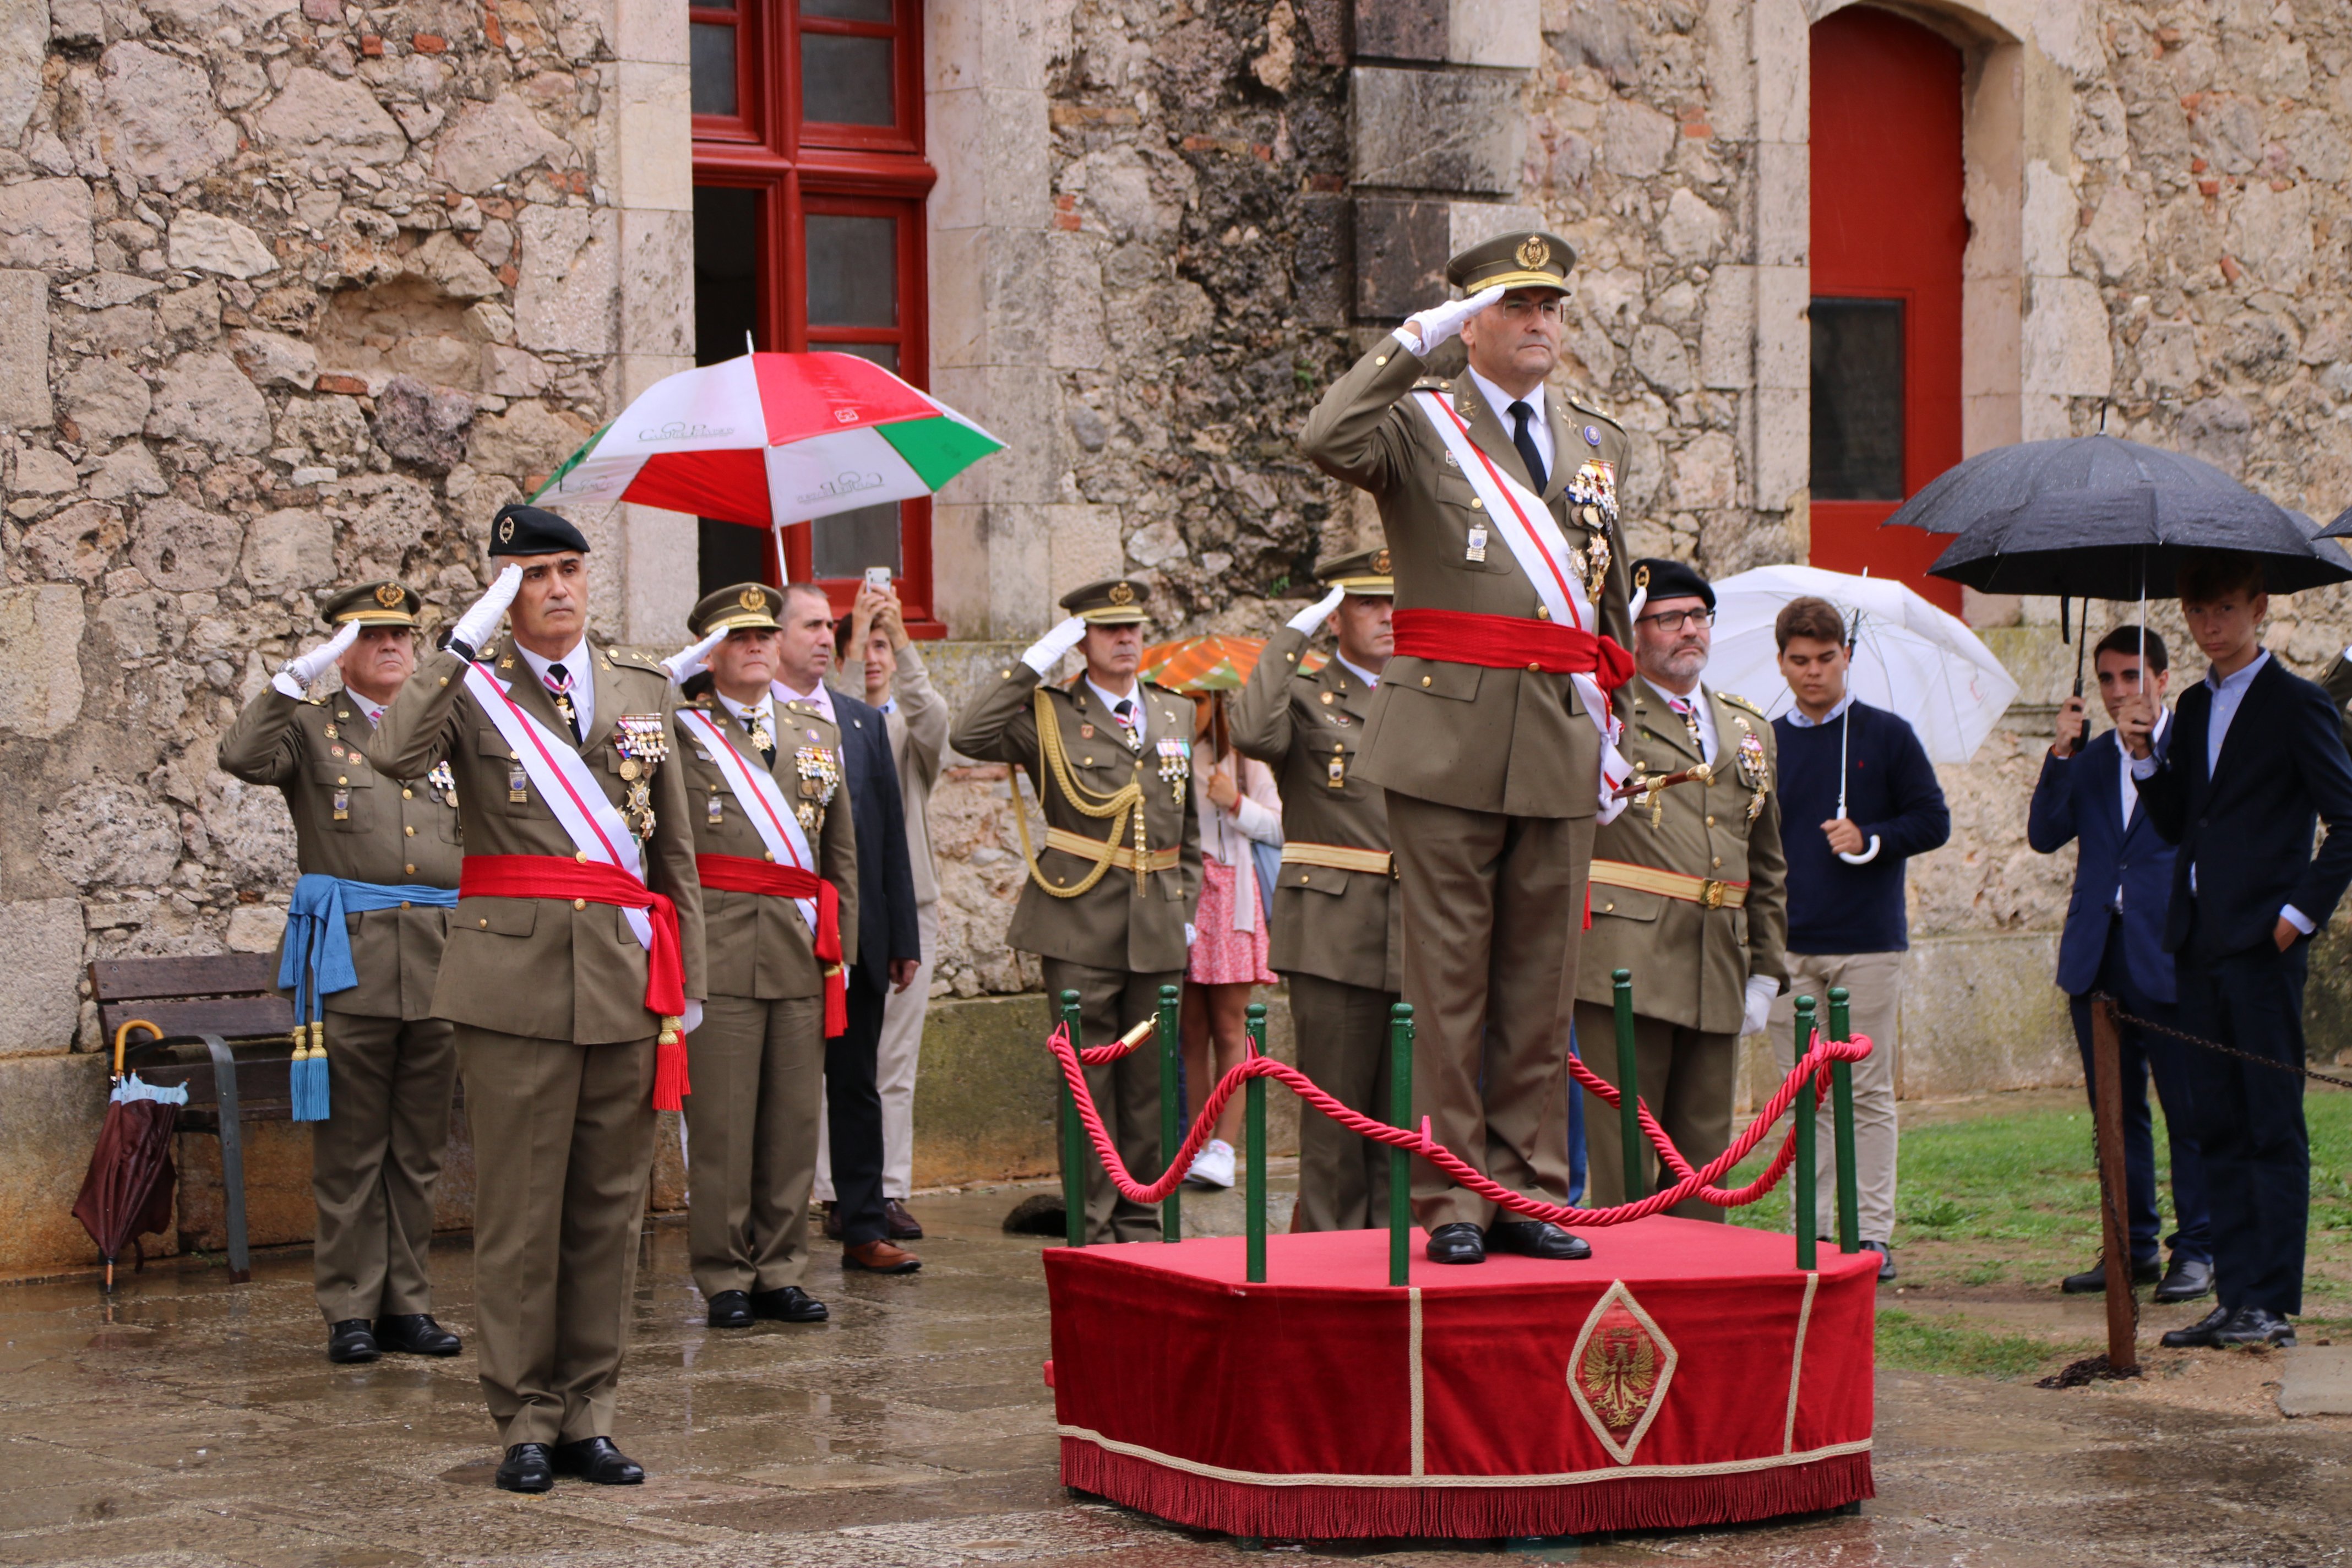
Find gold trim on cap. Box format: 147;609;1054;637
1330;575;1393;596
1470;269;1570;295
333;609;420;625
1077;607;1149;624
703;611;780;633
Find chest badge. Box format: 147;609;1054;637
1568;458;1619;533
613;716;671;839
1466;523;1489;563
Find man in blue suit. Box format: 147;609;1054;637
2027;627;2211;1304
2123;550;2352;1349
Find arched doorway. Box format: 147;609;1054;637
1809;6;1967;612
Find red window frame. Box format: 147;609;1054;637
692;0;941;634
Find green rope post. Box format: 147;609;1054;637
1059;989;1086;1249
1158;983;1183;1243
1828;986;1860;1256
1389;1002;1414;1288
1793;994;1817;1271
1245;1002;1268;1284
1611;969;1644;1204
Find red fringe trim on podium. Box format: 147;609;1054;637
1061;1440;1874;1540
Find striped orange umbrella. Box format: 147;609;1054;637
1139;635;1327;695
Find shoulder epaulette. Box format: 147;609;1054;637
605;648;668;676
1714;690;1766;716
1565;392;1623;432
1410;374;1453;393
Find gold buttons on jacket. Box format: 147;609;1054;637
1528;662;1541;672
404;863;416;875
1536;605;1549;620
575;850;589;863
1705;815;1715;827
405;825;416;836
573;898;586;910
1421;676;1431;687
479;918;488;928
336;775;348;785
401;788;412;799
1712;857;1723;868
765;850;776;862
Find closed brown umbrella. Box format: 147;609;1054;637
72;1022;182;1293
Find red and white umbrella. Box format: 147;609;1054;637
532;351;1004;542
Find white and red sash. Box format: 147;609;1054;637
677;707;818;932
1412;388;1632;821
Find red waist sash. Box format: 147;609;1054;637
696;854;847;1038
1392;607;1634;690
458;855;687;1021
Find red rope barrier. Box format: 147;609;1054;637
1048;1023;1872;1226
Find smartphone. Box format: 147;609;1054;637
863;566;892;594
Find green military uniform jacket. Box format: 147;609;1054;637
2320;651;2352;753
219;686;461;1020
1574;678;1790;1035
676;692;859;1000
1229;624;1400;993
364;634;707;1044
1299;343;1633;818
951;663;1202;973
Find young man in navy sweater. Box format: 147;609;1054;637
1767;597;1949;1281
2122;551;2352;1348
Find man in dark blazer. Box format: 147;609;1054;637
767;583;923;1273
2027;627;2210;1304
2122;551;2352;1349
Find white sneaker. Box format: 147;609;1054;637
1185;1139;1236;1190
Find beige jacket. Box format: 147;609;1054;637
883;643;947;908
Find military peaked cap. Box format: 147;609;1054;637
1060;578;1151;625
1447;230;1576;297
320;579;422;628
689;582;786;638
1315;546;1394;597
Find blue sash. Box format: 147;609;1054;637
279;874;458;1026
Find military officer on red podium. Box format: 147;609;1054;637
1300;231;1635;1265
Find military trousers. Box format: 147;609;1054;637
1039;958;1177;1245
1570;1003;1737;1222
454;1025;656;1448
1286;971;1397;1232
311;1009;456;1323
1388;791;1594;1233
1770;950;1902;1244
684;994;825;1299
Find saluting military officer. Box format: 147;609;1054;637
219;580;464;1366
1300;231;1634;1266
950;579;1202;1243
366;505;704;1495
1229;547;1402;1231
662;583;861;1326
1571;560;1788;1218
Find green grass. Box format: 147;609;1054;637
1874;1309;2072;1379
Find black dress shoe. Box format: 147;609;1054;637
374;1314;462;1356
705;1289;753;1329
327;1320;379;1364
1487;1219;1593;1260
1860;1241;1897;1282
551;1436;643;1485
2153;1256;2215;1304
1425;1222;1485;1265
2159;1304;2232;1348
749;1285;829;1323
2061;1256;2162;1294
495;1442;553;1494
885;1199;924;1240
2212;1306;2295;1348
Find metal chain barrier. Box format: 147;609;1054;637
2092;991;2352;1091
1049;1021;1873;1228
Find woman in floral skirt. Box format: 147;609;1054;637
1181;693;1283;1189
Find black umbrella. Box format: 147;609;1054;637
2317;504;2352;541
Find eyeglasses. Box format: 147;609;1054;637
1493;298;1565;322
1635;608;1716;631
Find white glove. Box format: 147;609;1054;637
662;625;728;687
1394;284;1505;358
1287;584;1347;636
1019;614;1090;677
449;564;523;654
1742;974;1779;1038
272;620;360;699
1185;922;1197;949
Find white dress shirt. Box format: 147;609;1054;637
1085;677;1146;751
1465;366;1554;481
2111;708;2167;910
1652;682;1718;765
773;679;837;727
1784;691;1857;730
1335;655;1382;690
515;636;594;737
715;688;776;747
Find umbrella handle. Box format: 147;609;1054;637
1837;836;1883;865
112;1019;162;1082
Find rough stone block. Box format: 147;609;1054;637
0;0;42;146
256;68;407;167
0;177;93;272
1658;187;1723;263
1047;504;1126;603
1752;139;1807;267
1751;385;1807;511
408;231;500;300
58;357;148;445
227;327;315;390
1751;0;1807;145
1293;192;1351;327
2083;184;2144;282
241;507;335;591
368;375;475;474
130;497;242;590
1600;96;1676;178
1449;0;1541;67
2229;181;2314;293
146;351;271;454
1754;265;1807;391
1353;197;1450;319
1351;67;1524;195
2022;276;2111;399
40;779;179;889
431;94;575;193
515;205;618;355
90;41;239;193
0;268;50;426
614;61;692;212
467;398;595;481
0;1053;127;1279
1446;199;1541;257
0;586;85;739
2279;1346;2352;1417
618;206;693;359
0;899;86;1057
1355;0;1447;61
1698;264;1754;390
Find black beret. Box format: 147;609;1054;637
489;503;590;557
1631;557;1714;612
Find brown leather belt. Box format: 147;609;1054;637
1590;857;1749;910
1043;825;1180;874
1280;841;1393;876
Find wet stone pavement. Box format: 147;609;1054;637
3;1181;2349;1567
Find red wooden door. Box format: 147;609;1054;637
1809;6;1967;612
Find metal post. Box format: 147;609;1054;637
1158;983;1183;1243
1058;989;1086;1250
1611;969;1644;1204
1828;987;1860;1256
2090;998;2140;1374
1245;1003;1268;1284
1389;1003;1414;1288
1793;995;1817;1271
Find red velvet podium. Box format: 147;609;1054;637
1046;1218;1877;1540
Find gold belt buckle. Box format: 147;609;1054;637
1699;879;1726;910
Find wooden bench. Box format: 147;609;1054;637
92;954;300;1284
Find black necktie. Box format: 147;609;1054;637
545;661;581;743
1508;399;1548;493
1114;698;1141;751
